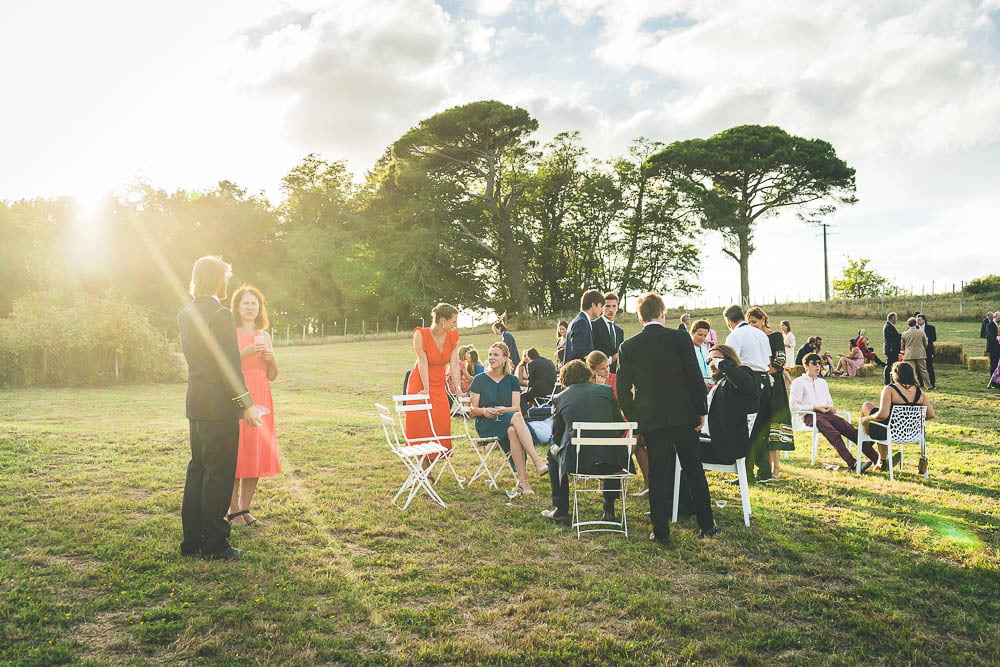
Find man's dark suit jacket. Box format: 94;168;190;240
923;324;937;356
526;357;557;395
982;317;992;340
703;360;760;463
988;320;1000;352
592;317;624;373
883;321;901;355
550;381;627;479
177;296;250;420
564;311;595;363
616;323;708;433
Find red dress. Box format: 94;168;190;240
235;329;280;479
405;328;458;453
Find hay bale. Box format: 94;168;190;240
856;363;876;378
967;356;991;372
791;364;806;378
934;342;965;364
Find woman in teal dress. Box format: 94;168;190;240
469;341;548;494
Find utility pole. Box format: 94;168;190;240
821;222;831;301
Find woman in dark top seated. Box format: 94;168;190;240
469;341;547;494
860;361;935;471
541;360;629;526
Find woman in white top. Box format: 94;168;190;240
781;320;795;370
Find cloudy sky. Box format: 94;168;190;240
3;0;998;306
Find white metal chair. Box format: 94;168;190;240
673;413;757;528
569;421;637;538
791;410;853;465
857;405;928;480
392;394;465;489
376;403;449;510
452;395;513;488
532;378;562;408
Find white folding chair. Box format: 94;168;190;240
857;405;928;480
533;379;562;407
392;394;465;489
569;421;637;538
673;413;757;528
452;395;513;488
791;410;853;465
376;404;448;510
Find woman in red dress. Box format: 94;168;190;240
228;285;280;526
406;303;462;456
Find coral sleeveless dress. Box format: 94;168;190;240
235;329;280;478
405;328;458;454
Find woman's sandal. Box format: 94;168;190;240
517;481;535;496
227;510;258;527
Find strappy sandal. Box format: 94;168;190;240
227;510;258;527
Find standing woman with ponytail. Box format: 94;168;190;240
469;341;547;494
406;303;462;457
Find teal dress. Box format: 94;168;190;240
469;372;521;453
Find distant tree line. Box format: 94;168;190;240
0;100;859;338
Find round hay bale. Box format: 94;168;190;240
856;363;876;378
967;356;991;372
791;364;806;378
934;342;965;364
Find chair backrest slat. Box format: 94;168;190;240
887;405;926;443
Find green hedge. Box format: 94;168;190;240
0;290;184;388
963;275;1000;296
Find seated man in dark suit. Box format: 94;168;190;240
541;360;628;526
520;348;557;412
675;344;760;515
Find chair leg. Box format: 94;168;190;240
811;429;818;465
620;479;628;537
737;459;751;527
887;442;894;481
571;477;581;539
671;453;681;524
855;430;862;474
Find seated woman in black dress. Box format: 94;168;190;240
859;361;935;471
468;341;548;494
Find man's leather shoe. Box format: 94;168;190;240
204;546;247;561
541;508;570;526
700;521;720;538
649;531;671;547
601;508;616;523
858;460;873;474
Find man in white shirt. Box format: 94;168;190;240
790;353;880;472
723;304;773;483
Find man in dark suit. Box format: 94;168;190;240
983;312;996;356
177;256;261;561
987;312;1000;376
916;313;937;389
592;291;625;375
678;314;691;332
617;292;716;546
542;360;628;526
882;312;901;385
520;348;557;411
563;289;604;363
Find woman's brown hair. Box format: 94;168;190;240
230;284;270;330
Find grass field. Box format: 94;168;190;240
1;314;998;664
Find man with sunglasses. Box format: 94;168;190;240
790;353;880;472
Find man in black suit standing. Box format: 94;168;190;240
617;292;716;546
916;313;937;390
882;312;901;385
564;289;604;364
177;256;261;560
592;291;625;376
983;312;995;355
987;312;1000;377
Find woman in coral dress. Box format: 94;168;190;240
406;303;462;457
228;285;280;527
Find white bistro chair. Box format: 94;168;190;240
857;405;928;480
376;403;448;510
791;410;853;465
392;394;465;489
673;413;757;528
452;395;512;488
569;421;637;538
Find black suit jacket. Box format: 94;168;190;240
178;296;250;421
564;311;595;363
550;382;627;479
617;323;708;433
592;317;624;373
982;318;991;339
922;324;937;356
704;360;760;462
988;320;1000;353
883;321;901;354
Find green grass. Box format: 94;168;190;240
1;316;998;664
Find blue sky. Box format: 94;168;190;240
2;0;998;307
